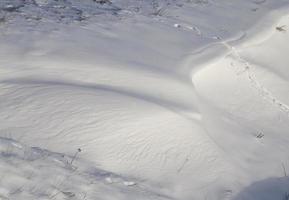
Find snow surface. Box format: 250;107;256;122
0;137;169;200
1;0;289;199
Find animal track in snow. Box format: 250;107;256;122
223;42;289;116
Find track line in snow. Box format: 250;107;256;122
189;25;289;117
222;41;289;116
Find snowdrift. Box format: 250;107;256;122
1;0;289;199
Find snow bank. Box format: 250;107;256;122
192;9;289;200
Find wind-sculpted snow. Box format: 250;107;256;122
0;77;234;199
1;0;289;200
0;137;172;200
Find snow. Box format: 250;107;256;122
0;0;289;199
0;137;169;200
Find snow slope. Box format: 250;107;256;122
1;0;289;199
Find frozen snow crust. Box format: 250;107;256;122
1;0;289;200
